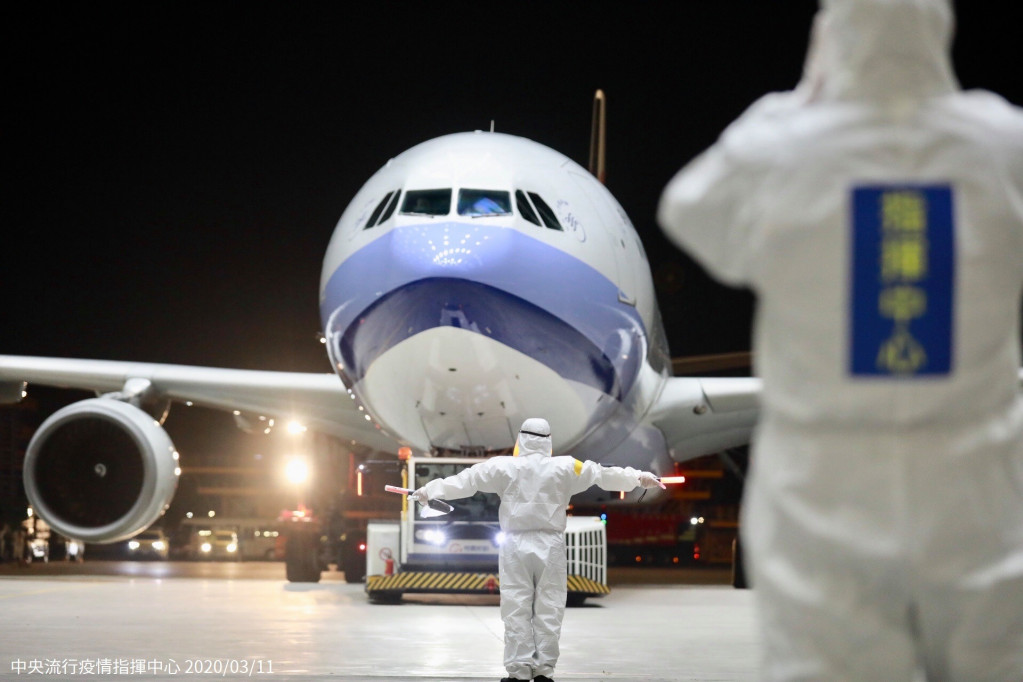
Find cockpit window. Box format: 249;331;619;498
379;189;402;223
515;190;541;226
401;189;451;216
457;189;512;217
527;192;563;231
364;190;402;229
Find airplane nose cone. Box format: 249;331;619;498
389;222;515;277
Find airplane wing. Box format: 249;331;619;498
0;354;399;451
652;367;1023;462
646;375;761;462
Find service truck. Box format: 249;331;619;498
364;455;611;605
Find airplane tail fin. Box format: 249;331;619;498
588;89;607;184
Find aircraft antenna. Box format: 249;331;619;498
588;89;607;184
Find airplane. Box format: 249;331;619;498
0;94;761;558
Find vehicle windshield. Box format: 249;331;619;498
457;189;512;217
413;462;500;522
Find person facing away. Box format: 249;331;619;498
412;417;663;682
657;0;1023;680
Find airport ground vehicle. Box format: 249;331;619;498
195;528;239;560
178;517;282;561
363;456;610;605
127;528;169;560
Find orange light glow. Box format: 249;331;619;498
659;476;687;484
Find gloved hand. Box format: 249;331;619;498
409;488;429;504
637;472;666;489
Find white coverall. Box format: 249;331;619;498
416;418;660;681
658;1;1023;680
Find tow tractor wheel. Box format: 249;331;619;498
369;592;403;605
732;536;748;589
566;594;588;607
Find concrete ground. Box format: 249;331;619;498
0;561;759;681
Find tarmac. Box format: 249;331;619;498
0;561;759;681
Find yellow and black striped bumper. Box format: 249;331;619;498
366;572;609;597
567;574;610;595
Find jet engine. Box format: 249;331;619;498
22;398;180;544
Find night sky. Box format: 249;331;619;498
4;3;1020;455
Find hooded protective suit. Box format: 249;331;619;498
416;418;661;681
658;1;1023;680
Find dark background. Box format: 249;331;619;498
3;2;1020;456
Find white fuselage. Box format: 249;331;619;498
320;132;672;467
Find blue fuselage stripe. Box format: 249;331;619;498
320;223;646;399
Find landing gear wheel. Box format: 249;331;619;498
285;528;322;583
339;535;366;584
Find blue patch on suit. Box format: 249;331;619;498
850;185;955;376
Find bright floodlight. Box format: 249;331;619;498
285;457;309;485
287;420;307;435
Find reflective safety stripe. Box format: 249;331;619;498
366;571;609;595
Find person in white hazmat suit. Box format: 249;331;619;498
411;418;663;682
657;0;1023;679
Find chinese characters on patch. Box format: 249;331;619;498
851;185;955;376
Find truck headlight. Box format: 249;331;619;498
152;541;166;551
128;541;140;550
227;543;237;553
415;529;447;545
201;542;212;553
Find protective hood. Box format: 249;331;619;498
801;0;958;103
517;417;553;457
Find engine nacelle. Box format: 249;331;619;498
22;398;180;544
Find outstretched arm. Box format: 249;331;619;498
570;459;664;495
416;459;509;502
